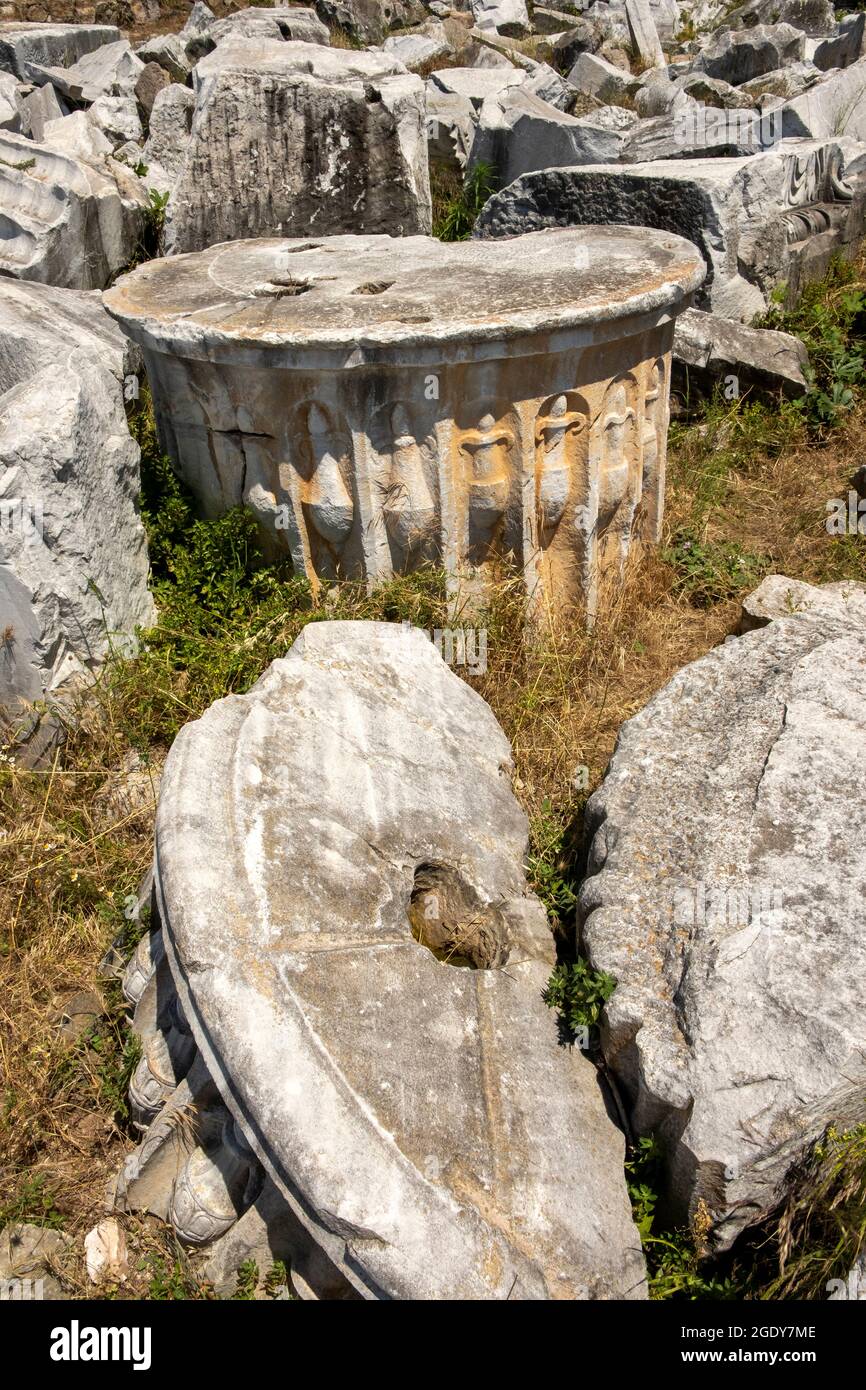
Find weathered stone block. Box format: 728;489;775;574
778;55;866;140
0;21;120;81
694;22;807;84
207;5;331;49
104;228;703;622
140;619;649;1297
0;129;147;289
469;85;632;183
474;140;864;321
0;280;154;712
579;595;866;1247
672;306;809;402
165;40;431;253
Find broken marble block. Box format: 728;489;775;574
0;129;147;289
739;574;866;631
721;0;834;33
18;79;67;141
672;307;809;401
42;109;114;164
0;68;20;131
429;63;525;109
165;39;431;253
0;22;120;82
579;592;866;1248
0;277;139;390
426;85;477;171
0;130;147;290
206;6;331;49
383;22;453;70
475;139;864;321
124;620;648;1298
313;0;424;44
624;0;665;71
0;280;155;713
694;23;807;85
470;0;530;35
469;86;632;184
568;51;642;104
778;56;866;141
135;32;192;84
143;83;195;188
812;12;866;72
104;227;703;622
33;40;145;104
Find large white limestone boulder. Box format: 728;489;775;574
579;590;866;1248
152;620;648;1299
165;39;432;253
0;280;154;712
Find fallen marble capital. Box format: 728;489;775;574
104;228;703;623
117;621;648;1299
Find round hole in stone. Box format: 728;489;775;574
352;281;395;296
408;863;508;969
282;243;323;253
400;313;433;324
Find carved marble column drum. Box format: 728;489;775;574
104;229;705;620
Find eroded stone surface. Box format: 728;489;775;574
739;574;866;630
0;129;146;289
104;228;703;620
152;620;648;1298
0;279;154;712
672;307;809;400
474;140;864;320
579;603;866;1247
165;40;431;253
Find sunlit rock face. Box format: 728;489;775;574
116;621;650;1299
163;39;432;253
104;226;704;622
